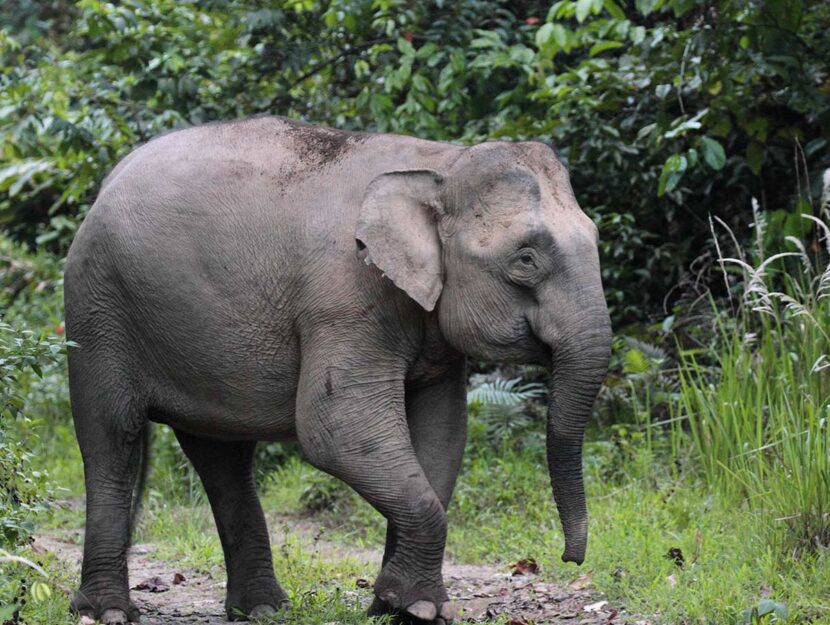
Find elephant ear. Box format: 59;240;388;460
356;169;445;311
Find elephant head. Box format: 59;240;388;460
355;141;612;564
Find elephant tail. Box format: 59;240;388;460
129;422;152;543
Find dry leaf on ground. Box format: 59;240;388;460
133;576;170;593
510;558;539;576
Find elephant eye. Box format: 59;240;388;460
515;248;538;268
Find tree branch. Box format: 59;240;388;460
255;37;398;114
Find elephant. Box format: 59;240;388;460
64;116;612;625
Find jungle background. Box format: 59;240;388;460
1;0;830;623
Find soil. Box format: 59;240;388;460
36;517;629;625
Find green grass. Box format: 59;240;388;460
17;407;830;625
260;440;830;625
677;303;830;553
674;215;830;555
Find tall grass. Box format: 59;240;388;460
675;176;830;552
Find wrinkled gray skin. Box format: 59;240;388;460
65;117;612;625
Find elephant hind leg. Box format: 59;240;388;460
173;429;288;620
69;352;146;624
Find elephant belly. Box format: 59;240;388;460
147;361;301;442
138;315;303;442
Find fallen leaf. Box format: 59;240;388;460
510;558;539;576
584;600;609;613
355;578;371;588
606;608;619;623
172;573;186;585
666;547;684;568
133;576;170;593
507;617;530;625
568;571;594;590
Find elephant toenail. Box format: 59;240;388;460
440;600;457;620
100;608;129;624
250;604;277;620
407;600;438;621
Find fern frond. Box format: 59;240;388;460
467;377;545;407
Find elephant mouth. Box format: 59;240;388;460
523;316;553;366
479;317;551;365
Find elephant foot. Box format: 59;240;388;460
369;596;456;624
369;571;455;624
71;589;140;624
226;586;289;622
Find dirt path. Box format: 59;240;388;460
37;519;624;624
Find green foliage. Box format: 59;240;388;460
2;0;828;321
0;2;828;622
0;324;65;620
467;375;547;450
0;324;64;549
298;469;355;514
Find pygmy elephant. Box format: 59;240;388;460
64;117;612;624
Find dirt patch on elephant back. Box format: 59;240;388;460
282;118;368;166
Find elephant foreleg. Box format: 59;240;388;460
295;347;455;624
373;361;467;619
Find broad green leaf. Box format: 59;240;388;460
589;41;624;56
576;0;593;22
535;22;554;48
805;138;827;156
757;599;789;620
603;0;626;18
553;24;570;48
636;0;661;15
396;37;415;56
658;153;688;196
700;136;726;170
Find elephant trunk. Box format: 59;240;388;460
544;313;611;564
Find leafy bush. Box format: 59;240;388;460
3;0;827;322
0;324;64;549
0;322;66;622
